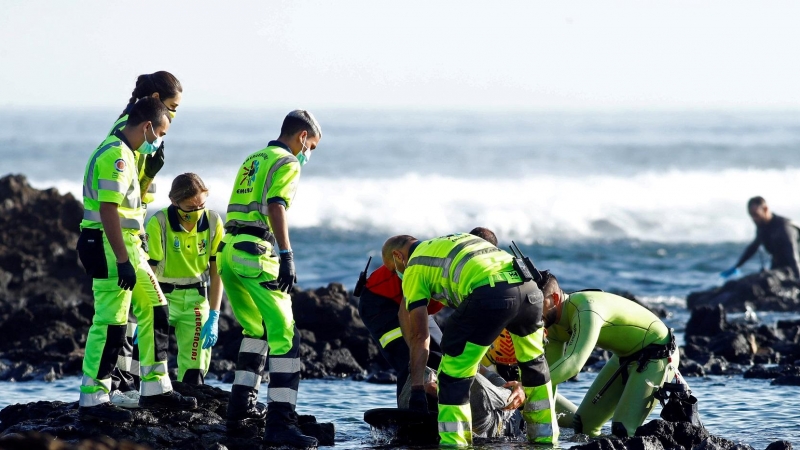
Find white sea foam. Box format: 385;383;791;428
33;167;800;244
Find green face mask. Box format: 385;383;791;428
178;207;203;223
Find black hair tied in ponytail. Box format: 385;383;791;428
119;71;182;119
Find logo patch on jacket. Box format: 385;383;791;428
114;159;127;172
198;238;207;255
173;236;181;251
239;160;260;187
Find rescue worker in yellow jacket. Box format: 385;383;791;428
146;173;224;384
218;110;320;448
76;97;196;423
108;71;182;408
384;233;558;446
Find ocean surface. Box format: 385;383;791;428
0;374;797;449
1;109;800;446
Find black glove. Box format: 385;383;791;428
277;251;297;293
409;386;428;412
117;259;137;291
143;143;165;179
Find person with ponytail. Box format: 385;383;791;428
110;71;182;203
107;71;182;409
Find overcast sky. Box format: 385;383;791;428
1;1;798;110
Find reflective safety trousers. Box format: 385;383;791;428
218;232;303;423
436;281;558;446
80;232;171;406
217;232;293;355
166;287;211;384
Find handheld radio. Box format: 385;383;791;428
353;256;372;297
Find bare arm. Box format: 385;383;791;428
99;202;129;263
407;305;430;387
399;302;412;347
267;203;291;251
209;260;223;311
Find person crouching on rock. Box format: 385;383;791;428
76;97;197;423
384;233;558;446
358;227;499;404
145;173;224;385
541;275;680;437
720;196;800;280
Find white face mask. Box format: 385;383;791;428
297;137;312;166
393;254;405;280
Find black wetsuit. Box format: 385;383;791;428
736;214;800;278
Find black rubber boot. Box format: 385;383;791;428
264;408;317;448
264;423;318;448
139;390;198;410
227;386;266;430
79;402;133;423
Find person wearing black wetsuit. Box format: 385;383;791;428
722;196;800;279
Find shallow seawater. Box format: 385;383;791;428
0;375;797;449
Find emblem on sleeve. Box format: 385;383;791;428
114;159;127;172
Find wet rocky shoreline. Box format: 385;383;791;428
1;174;799;448
0;174;383;384
0;382;335;449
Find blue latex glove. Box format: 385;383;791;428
132;326;138;345
720;267;741;278
201;310;220;349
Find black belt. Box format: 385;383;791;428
159;282;207;296
592;329;676;404
227;226;272;240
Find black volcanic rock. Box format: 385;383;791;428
0;382;334;449
685;305;727;338
0;174;383;381
681;303;800;377
686;269;800;312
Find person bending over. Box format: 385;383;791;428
358;227;497;403
541;275;679;437
384;233;558;446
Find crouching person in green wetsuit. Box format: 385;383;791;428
541;275;679;438
146;173;224;384
383;233;558;447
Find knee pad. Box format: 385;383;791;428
437;372;473;405
611;421;628;438
519;355;549;386
572;414;583;434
